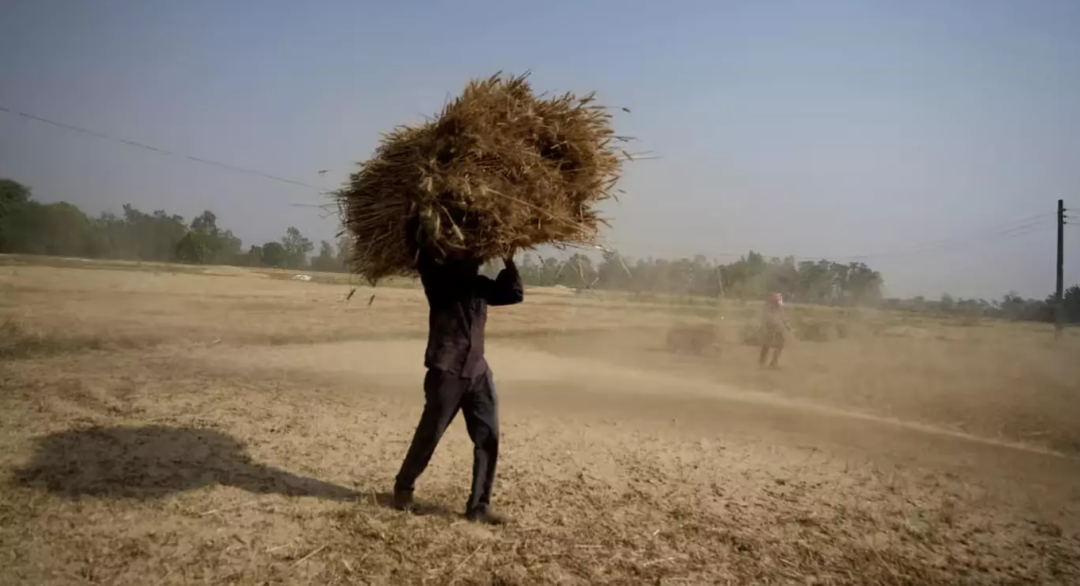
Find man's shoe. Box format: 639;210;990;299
465;505;507;525
392;489;415;511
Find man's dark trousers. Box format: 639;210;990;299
394;367;499;512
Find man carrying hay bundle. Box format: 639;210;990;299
337;73;624;524
391;245;522;524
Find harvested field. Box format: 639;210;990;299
2;257;1079;585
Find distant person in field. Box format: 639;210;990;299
760;292;790;368
392;242;523;525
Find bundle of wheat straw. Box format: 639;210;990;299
336;72;626;284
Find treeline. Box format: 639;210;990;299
0;177;887;304
510;250;885;306
510;253;1078;322
883;290;1080;323
0;178;347;271
2;177;1076;322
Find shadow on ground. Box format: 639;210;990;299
13;424;360;501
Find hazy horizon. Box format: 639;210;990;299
2;0;1078;299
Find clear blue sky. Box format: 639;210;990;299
2;0;1078;298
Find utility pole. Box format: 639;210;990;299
1056;199;1065;339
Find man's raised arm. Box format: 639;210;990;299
478;256;523;306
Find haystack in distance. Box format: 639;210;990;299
337;72;625;284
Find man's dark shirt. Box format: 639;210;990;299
418;254;523;378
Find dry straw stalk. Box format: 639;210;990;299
336;72;626;284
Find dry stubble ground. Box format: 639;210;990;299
1;257;1079;585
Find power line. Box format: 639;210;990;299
936;222;1048;253
0;103;628;256
900;220;1052;259
800;215;1052;263
597;214;1053;270
828;213;1055;262
2;103;650;244
0;104;335;194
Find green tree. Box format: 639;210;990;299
1065;285;1080;323
1045;285;1080;324
236;245;264;267
940;293;956;314
281;227;313;269
261;241;287;267
0;179;33;252
0;180;100;256
190;210;218;234
109;205;187;261
335;235;351;268
310;240;342;272
175;231;211;263
566;253;598;288
187;210;242;264
35;202;98;257
0;178;31;211
597;251;631;290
